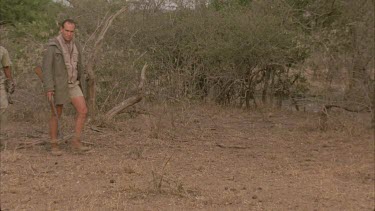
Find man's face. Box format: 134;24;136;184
60;22;75;42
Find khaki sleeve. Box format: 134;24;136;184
1;48;12;67
42;45;55;92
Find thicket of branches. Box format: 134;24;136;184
1;0;374;115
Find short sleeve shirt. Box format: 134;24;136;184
0;46;12;83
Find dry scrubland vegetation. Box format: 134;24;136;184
0;0;374;210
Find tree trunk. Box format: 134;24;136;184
262;69;271;104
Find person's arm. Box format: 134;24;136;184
2;48;15;93
2;47;13;81
3;66;13;81
3;66;15;94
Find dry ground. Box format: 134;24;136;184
1;102;374;210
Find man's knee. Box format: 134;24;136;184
81;105;88;115
72;97;87;116
78;106;87;117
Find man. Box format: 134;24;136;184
0;46;15;131
42;19;89;155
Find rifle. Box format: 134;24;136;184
34;66;63;139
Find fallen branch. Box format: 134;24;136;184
105;63;147;120
216;142;249;149
323;104;370;113
16;140;46;150
81;141;95;145
15;137;95;149
89;125;104;133
319;104;370;130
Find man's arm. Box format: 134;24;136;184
1;47;13;80
3;66;13;80
1;47;15;93
3;66;15;94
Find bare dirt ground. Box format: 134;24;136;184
1;101;374;210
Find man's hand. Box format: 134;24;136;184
5;79;15;94
47;91;55;102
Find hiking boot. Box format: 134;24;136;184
71;139;90;152
51;141;63;156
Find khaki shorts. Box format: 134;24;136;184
0;83;8;110
68;84;84;98
0;83;9;128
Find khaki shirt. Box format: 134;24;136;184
0;46;12;84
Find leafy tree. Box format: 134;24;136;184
0;0;63;39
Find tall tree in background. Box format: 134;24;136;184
0;0;62;39
0;0;50;25
286;0;373;102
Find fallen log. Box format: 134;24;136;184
319;104;371;130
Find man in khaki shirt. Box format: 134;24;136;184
0;46;15;129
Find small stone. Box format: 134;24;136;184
252;195;258;199
110;179;115;183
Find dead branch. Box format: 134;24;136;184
83;11;110;51
15;136;94;150
105;63;148;120
16;140;46;150
323;104;370;113
89;125;104;133
216;143;249;149
86;6;127;113
319;104;370;130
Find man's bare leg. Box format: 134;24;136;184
49;104;63;155
70;96;88;151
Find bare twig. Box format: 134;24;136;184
16;140;46;150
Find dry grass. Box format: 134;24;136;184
1;103;374;210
